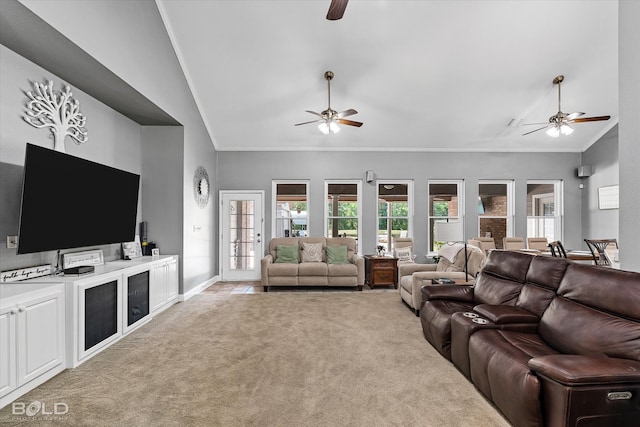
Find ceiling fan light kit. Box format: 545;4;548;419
522;75;610;138
546;123;574;138
295;70;363;134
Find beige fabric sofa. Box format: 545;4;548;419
398;243;485;315
261;237;364;292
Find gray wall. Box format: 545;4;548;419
141;126;184;274
581;126;618;243
619;1;640;272
217;150;583;262
16;0;218;293
0;45;142;271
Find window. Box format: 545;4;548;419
428;180;463;253
527;180;563;242
478;180;514;249
272;181;309;238
377;181;413;252
325;180;362;252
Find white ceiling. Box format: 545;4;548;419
157;0;618;153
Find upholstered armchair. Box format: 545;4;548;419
398;243;485;316
503;237;526;250
527;237;549;251
467;236;496;254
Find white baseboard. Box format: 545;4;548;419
180;275;219;301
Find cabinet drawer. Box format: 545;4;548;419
374;259;396;269
373;269;395;283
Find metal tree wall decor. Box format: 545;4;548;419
23;80;88;152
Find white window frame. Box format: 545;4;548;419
376;180;414;252
478;179;515;240
324;179;362;254
271;180;310;239
428;179;465;255
526;179;563;242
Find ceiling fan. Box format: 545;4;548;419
522;75;610;138
326;0;348;20
295;70;363;134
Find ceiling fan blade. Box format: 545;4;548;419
566;112;586;120
326;0;348;20
336;108;357;118
305;110;323;117
294;119;323;126
521;122;550;126
571;115;611;123
522;125;549;136
337;119;363;127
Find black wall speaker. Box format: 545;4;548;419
577;165;593;178
139;221;148;242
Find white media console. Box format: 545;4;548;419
0;255;178;409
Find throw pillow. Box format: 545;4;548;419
275;245;299;263
326;245;348;264
301;242;323;262
395;247;413;264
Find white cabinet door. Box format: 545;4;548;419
17;289;65;386
150;257;179;313
150;263;168;313
166;259;178;302
0;284;64;403
0;307;17;398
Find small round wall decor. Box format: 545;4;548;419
193;166;210;208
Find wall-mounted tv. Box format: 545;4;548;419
17;143;140;254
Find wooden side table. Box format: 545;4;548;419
364;255;398;288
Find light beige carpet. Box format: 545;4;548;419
0;291;510;426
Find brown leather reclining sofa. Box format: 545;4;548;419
420;250;640;427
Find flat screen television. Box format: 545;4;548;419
17;143;141;254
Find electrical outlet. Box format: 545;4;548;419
6;236;18;249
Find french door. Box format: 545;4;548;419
219;191;264;281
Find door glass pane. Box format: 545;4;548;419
229;200;255;270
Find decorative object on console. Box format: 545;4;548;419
23;79;88;152
62;249;104;269
193;165;210;208
0;264;51;283
122;236;143;260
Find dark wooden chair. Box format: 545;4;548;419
584;238;618;266
548;241;567;258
